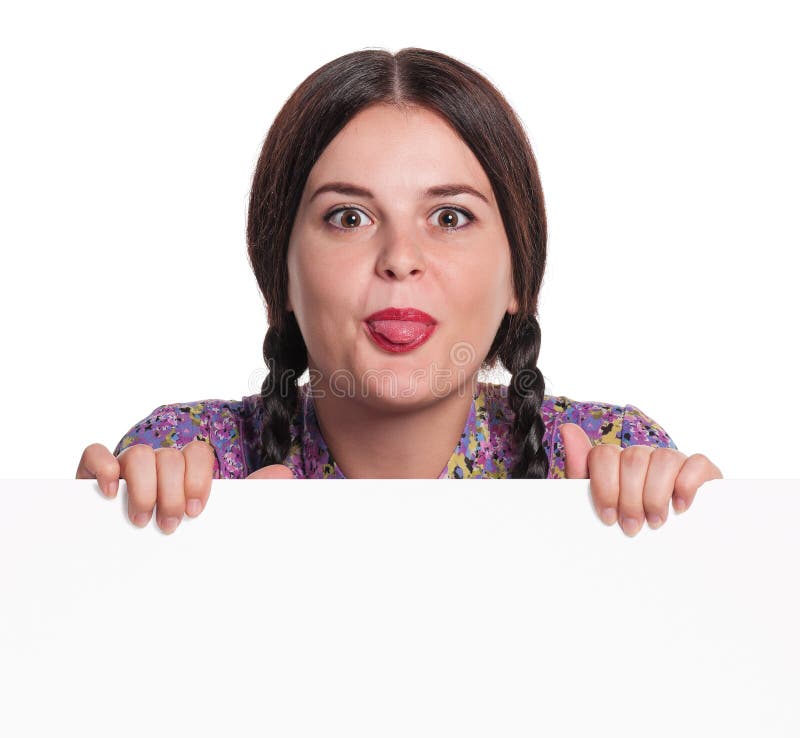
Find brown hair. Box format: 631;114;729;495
246;47;548;478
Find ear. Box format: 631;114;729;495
507;293;519;315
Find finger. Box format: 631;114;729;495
154;447;186;534
560;423;592;479
76;443;120;498
117;444;157;528
182;441;216;517
642;448;688;529
673;453;723;513
246;464;296;480
618;445;654;536
587;444;621;526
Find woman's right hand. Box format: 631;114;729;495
75;441;217;534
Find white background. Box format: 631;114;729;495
1;0;797;479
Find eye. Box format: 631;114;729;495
430;207;474;231
324;205;475;233
325;206;375;231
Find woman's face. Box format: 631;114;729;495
286;102;518;409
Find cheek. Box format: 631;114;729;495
447;250;511;314
442;252;511;352
290;253;362;353
297;266;337;311
290;244;337;312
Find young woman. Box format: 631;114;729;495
76;47;722;536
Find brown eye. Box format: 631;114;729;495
436;209;459;228
340;209;362;228
327;207;374;230
430;207;473;231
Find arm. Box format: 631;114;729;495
112;399;249;479
547;398;676;478
620;403;678;450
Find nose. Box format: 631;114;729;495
375;229;426;281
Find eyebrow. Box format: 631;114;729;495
308;181;490;205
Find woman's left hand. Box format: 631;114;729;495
560;423;723;536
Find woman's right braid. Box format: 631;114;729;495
258;313;308;468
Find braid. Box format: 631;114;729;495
258;312;308;467
498;314;549;479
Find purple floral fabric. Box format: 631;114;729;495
113;382;677;479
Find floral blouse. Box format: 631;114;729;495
112;381;677;479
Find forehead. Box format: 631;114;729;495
303;104;494;201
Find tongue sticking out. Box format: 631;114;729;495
369;320;430;344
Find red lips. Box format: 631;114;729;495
364;307;438;353
364;307;437;323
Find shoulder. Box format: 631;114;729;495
114;398;245;454
546;396;677;478
478;382;677;478
552;397;676;449
114;397;248;478
481;382;675;446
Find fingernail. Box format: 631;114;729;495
107;480;118;497
621;516;640;536
160;516;180;534
133;512;150;527
601;507;617;525
186;499;201;516
648;513;663;529
674;497;687;513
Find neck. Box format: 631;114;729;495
311;375;480;479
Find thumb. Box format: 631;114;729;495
560;422;593;478
246;464;296;480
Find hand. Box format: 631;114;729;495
245;464;295;479
560;423;723;536
76;440;216;534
